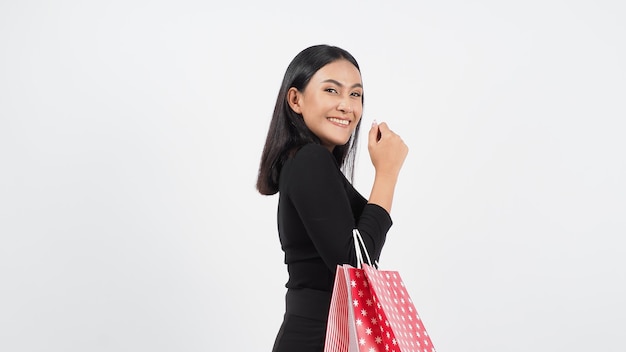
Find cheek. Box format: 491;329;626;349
355;107;364;121
355;101;363;113
352;116;363;131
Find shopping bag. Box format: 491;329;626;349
324;230;435;352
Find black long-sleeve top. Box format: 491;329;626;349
277;143;393;292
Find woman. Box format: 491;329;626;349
257;44;408;351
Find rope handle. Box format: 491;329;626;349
353;229;375;269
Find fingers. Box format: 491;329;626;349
369;121;395;146
377;122;391;135
369;121;408;153
368;120;380;144
370;121;399;143
367;121;408;177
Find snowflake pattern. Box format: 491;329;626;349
346;264;436;352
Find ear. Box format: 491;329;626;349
287;87;303;114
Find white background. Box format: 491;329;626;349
1;0;625;351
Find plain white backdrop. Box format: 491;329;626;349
1;0;625;351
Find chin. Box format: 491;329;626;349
322;134;352;149
335;139;352;147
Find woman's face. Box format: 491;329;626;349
288;59;363;150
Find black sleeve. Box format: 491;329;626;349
285;144;392;270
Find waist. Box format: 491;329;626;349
285;288;332;321
285;260;335;292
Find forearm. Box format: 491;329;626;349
367;172;399;214
366;121;407;215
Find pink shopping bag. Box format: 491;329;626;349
325;231;435;352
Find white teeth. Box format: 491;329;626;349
329;117;349;125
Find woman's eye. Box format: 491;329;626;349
351;91;362;98
325;88;338;94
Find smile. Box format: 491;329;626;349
328;117;350;126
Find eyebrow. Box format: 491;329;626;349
321;79;363;89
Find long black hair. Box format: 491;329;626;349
256;44;363;195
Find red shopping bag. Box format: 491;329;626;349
325;231;435;352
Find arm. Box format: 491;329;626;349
286;145;391;269
367;121;409;214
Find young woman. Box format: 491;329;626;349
257;44;408;352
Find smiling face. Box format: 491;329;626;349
288;59;364;151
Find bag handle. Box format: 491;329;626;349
352;229;374;269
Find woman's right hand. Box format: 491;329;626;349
368;121;409;178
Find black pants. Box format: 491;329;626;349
272;288;331;352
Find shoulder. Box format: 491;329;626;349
280;143;341;190
289;144;341;174
292;143;337;165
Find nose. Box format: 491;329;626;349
338;101;353;114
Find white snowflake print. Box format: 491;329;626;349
346;267;435;352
